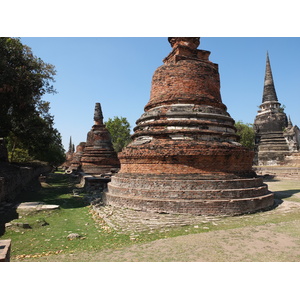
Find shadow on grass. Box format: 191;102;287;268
257;189;300;215
16;172;89;210
261;175;280;182
273;190;300;201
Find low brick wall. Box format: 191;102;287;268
0;162;51;235
254;166;300;179
78;172;111;192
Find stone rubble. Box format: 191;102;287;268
92;203;225;234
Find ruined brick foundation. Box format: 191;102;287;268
104;174;273;215
104;37;274;216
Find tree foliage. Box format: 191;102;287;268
234;121;255;150
0;37;65;165
105;116;131;152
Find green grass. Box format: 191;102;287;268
3;172;204;260
2;173;300;261
2;172;139;259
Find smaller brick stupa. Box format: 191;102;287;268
80;103;120;175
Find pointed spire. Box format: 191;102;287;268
262;52;278;103
68;136;73;153
288;115;293;128
94;102;104;125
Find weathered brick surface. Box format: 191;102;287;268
107;184;268;200
104;37;274;215
103;192;274;216
111;174;264;189
119;140;254;175
145;60;225;111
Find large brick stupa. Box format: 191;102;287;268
104;38;274;216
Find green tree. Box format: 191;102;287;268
0;37;65;165
234;121;255;150
0;38;56;135
105;116;131;152
6;108;65;166
278;104;286;113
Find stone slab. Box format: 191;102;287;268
0;239;11;262
17;202;60;211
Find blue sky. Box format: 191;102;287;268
20;37;300;151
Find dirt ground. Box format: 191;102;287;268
57;217;300;262
26;178;300;262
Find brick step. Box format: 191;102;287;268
259;136;287;139
259;140;287;143
107;183;269;200
259;146;289;150
110;175;264;190
103;192;274;216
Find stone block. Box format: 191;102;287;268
0;240;11;262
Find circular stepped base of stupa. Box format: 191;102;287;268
103;174;274;216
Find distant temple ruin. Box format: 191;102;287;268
80;103;120;175
283;116;300;153
62;136;75;170
66;142;86;174
104;37;274;216
254;53;300;166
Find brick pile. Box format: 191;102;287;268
104;37;274;215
